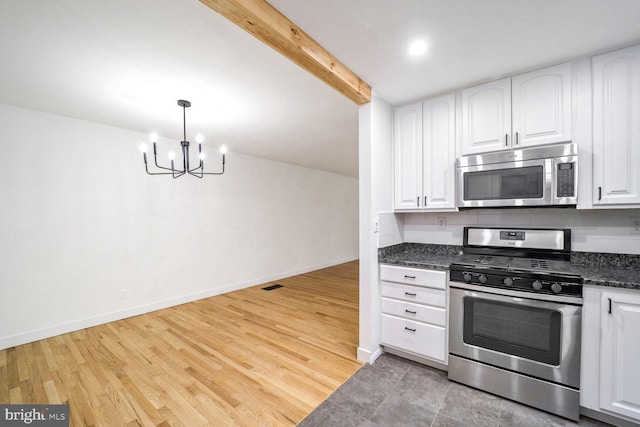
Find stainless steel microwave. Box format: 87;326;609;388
456;143;578;208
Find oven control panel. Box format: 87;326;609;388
500;231;525;241
450;269;582;297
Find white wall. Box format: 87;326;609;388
358;96;393;364
0;103;359;349
389;209;640;254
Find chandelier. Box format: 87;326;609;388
139;100;226;178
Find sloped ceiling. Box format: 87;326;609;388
2;0;640;178
0;0;359;176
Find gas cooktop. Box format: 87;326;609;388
449;227;583;298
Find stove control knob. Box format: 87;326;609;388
463;273;472;282
503;277;513;286
551;282;562;294
532;280;543;291
479;274;488;284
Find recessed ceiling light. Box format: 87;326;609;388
408;40;428;57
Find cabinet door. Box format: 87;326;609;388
381;314;447;362
512;63;572;148
593;45;640;206
394;103;422;209
461;77;511;155
422;93;456;209
600;290;640;421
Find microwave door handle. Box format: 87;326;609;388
546;158;553;203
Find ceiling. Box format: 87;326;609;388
2;1;640;178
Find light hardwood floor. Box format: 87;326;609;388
0;261;362;426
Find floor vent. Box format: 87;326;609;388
262;284;283;291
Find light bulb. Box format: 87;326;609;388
196;133;204;144
220;145;228;154
150;132;158;142
167;151;176;160
199;152;206;160
408;40;428;56
139;143;148;153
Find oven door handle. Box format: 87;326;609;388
449;281;583;305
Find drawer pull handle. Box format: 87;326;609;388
404;275;416;279
404;292;417;296
404;327;416;332
405;310;417;314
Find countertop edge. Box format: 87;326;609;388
378;243;640;291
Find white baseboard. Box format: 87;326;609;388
357;345;383;364
0;256;358;350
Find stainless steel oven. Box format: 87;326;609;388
448;227;583;421
457;142;578;208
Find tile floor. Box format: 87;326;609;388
298;353;613;427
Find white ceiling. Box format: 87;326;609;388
2;1;640;178
270;0;640;105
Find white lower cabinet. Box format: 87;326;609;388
581;286;640;424
380;315;446;362
380;264;447;365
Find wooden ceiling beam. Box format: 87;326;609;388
199;0;372;105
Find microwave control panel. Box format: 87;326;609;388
557;163;575;197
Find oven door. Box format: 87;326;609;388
449;284;581;388
457;158;552;208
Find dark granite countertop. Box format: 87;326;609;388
378;243;463;272
379;243;640;290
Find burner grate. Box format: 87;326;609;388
528;259;550;269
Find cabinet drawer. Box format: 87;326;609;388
381;297;446;326
381;282;446;307
381;314;446;362
380;264;446;289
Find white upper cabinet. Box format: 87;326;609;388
512;63;572;148
394;95;456;211
422;94;456;210
461;78;511;155
394;103;422;209
461;63;572;155
592;44;640;206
